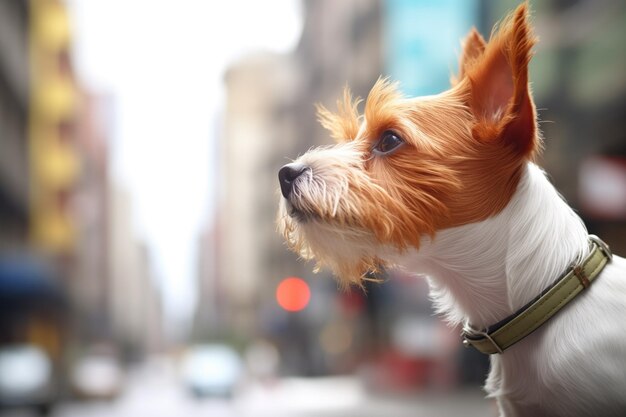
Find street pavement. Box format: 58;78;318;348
1;363;496;417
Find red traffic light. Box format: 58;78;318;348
276;277;310;312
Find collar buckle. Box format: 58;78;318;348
589;235;612;261
461;323;504;354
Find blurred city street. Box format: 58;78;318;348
1;1;624;416
1;360;494;417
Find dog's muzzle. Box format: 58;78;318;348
278;163;309;199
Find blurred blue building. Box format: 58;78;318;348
384;0;478;96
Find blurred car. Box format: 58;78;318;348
71;349;124;400
0;344;55;415
180;344;243;398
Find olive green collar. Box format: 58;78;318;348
462;235;613;355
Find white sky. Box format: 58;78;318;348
67;0;303;334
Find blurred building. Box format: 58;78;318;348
1;0;164;372
524;0;626;254
0;0;30;248
29;0;79;257
216;52;301;338
72;91;111;342
383;0;479;97
0;0;78;407
70;70;165;360
28;0;166;361
108;185;163;359
193;224;221;339
71;89;164;360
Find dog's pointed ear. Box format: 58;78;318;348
451;27;486;86
465;3;539;157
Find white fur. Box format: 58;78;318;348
278;141;387;280
394;163;626;416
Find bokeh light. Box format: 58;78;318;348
276;277;311;312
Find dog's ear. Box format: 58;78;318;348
464;3;538;157
451;27;486;86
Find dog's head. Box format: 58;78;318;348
278;3;540;286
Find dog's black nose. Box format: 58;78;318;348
279;163;309;198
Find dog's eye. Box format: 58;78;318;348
373;131;404;155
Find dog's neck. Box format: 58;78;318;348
399;163;590;329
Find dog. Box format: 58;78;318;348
277;3;626;416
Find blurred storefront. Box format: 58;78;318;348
0;255;68;412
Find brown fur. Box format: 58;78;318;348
451;27;486;86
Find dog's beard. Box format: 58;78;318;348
277;143;403;286
278;200;384;287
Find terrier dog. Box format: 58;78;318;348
277;3;626;416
